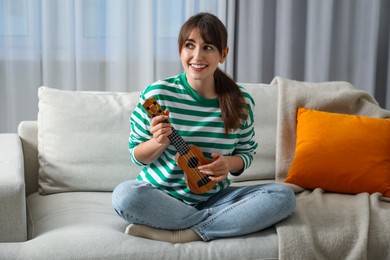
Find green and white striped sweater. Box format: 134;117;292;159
129;73;258;205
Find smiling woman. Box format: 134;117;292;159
112;12;296;243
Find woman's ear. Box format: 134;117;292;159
220;47;229;64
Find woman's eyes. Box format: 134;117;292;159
204;45;213;51
184;42;214;51
185;43;195;49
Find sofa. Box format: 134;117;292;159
1;77;389;259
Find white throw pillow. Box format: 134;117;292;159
38;87;142;194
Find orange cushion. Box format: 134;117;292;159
285;107;390;198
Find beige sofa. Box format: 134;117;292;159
1;79;389;259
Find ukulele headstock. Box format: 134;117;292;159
142;97;164;118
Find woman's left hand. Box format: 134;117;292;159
198;153;229;182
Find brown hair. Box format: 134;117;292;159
178;12;248;135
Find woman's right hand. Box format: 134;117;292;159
133;109;172;165
149;109;172;145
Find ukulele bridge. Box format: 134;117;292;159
197;176;211;187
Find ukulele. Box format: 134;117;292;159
142;97;218;194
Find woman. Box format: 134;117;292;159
112;12;295;243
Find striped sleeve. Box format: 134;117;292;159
128;93;151;166
233;87;258;170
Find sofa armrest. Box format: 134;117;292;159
0;134;27;242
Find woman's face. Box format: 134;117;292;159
180;28;228;88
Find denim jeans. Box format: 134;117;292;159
112;180;296;241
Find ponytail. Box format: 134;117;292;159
214;68;248;136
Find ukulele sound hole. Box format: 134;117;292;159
187;157;199;168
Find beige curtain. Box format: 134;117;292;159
233;0;389;109
0;0;389;133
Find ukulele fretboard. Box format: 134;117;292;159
168;128;190;156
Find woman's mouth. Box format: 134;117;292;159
190;64;208;70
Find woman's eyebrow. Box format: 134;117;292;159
185;38;196;43
186;38;213;45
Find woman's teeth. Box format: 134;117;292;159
191;64;207;69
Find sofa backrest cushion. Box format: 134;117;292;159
37;84;278;194
232;83;278;182
38;87;142;194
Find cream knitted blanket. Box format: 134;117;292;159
271;77;390;259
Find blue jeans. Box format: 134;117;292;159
112;180;296;241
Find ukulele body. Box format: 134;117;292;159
175;144;216;194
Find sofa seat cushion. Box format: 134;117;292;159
25;192;278;259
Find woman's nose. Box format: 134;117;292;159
193;47;203;60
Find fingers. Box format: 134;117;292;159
205;170;228;182
207;173;228;182
150;113;169;127
150;109;170;126
150;110;172;144
150;119;171;134
198;153;229;182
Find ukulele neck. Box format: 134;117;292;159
167;125;191;156
142;97;192;157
